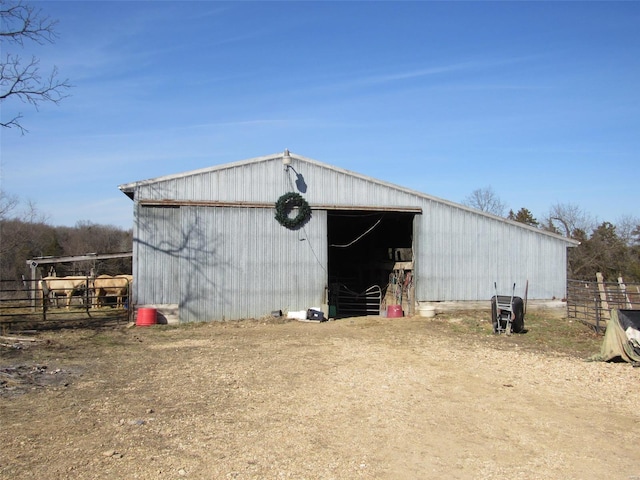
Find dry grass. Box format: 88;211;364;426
414;305;603;359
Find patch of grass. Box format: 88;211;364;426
87;331;130;348
446;314;488;336
435;308;603;359
519;313;602;357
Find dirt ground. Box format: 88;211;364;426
1;308;639;480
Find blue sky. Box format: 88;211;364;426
2;1;638;230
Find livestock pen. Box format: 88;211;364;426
567;277;640;332
1;252;133;332
0;278;131;333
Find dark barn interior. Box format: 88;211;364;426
327;210;414;317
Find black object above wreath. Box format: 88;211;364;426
275;192;311;229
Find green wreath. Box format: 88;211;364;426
275;192;311;229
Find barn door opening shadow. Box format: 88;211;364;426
327;210;414;318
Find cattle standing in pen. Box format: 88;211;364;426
92;274;132;308
39;276;90;309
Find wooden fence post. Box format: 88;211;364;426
595;272;610;323
618;277;632;309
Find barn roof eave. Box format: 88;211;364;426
118;184;135;200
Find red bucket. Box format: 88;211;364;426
136;307;157;326
387;305;403;318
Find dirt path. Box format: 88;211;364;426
1;314;639;479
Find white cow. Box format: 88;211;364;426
92;274;132;308
40;276;90;309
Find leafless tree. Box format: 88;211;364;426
1;0;71;133
462;186;507;216
615;214;640;247
0;189;48;223
542;202;594;239
0;189;19;219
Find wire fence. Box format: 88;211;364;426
0;278;131;333
567;278;640;333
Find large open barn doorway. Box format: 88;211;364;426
327;210;415;318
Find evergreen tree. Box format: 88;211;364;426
509;208;539;227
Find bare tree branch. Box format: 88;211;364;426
0;1;58;45
615;214;640;247
0;189;20;220
543;203;594;239
1;0;70;133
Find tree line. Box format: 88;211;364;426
0;191;132;281
463;187;640;283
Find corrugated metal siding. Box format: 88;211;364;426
414;204;568;301
128;154;574;319
133;204;181;305
133;157;424;209
133;203;327;322
135;161;295;204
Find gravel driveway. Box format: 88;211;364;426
1;311;639;479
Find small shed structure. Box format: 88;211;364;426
119;151;578;323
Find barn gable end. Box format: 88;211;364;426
120;151;577;322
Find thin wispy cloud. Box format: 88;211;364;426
359;62;485;85
288;55;546;98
